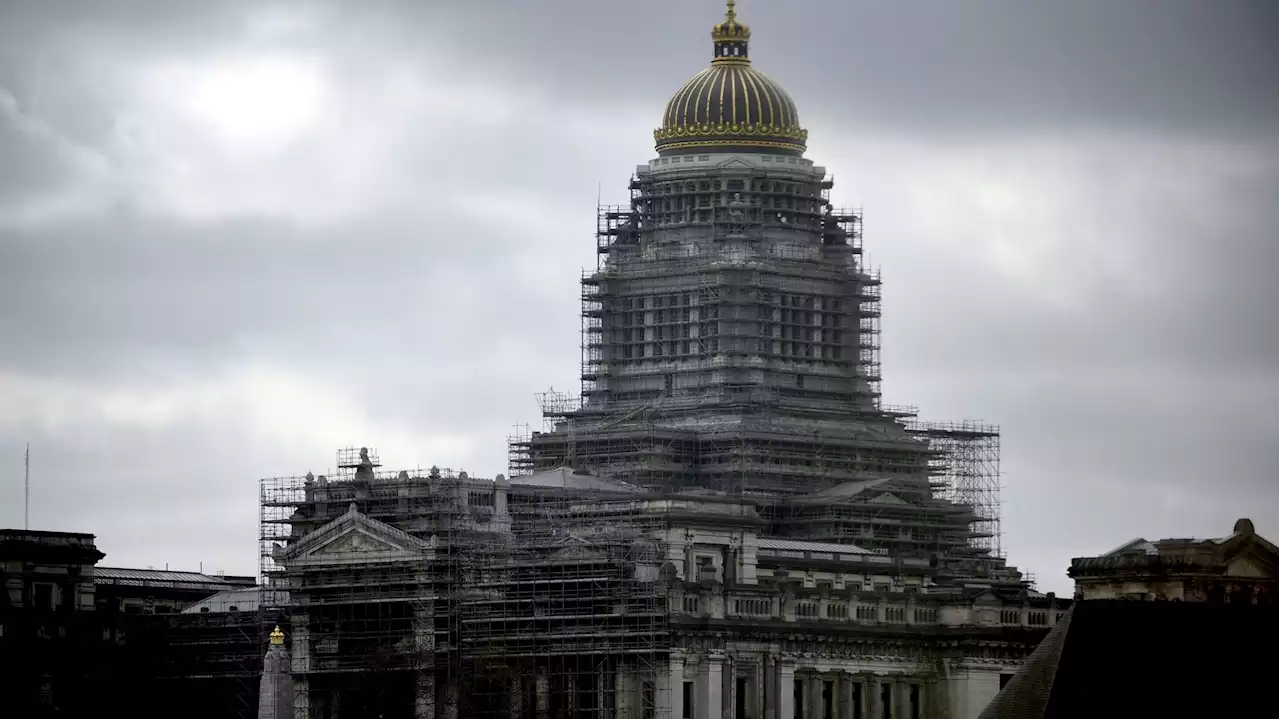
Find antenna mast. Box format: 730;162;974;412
24;442;30;530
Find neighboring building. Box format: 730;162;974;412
95;566;257;615
256;4;1062;719
0;529;107;717
979;519;1277;719
0;528;274;718
1068;517;1277;603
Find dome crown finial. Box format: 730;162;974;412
711;0;750;64
269;625;285;645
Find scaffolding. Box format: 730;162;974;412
903;418;1003;557
255;449;674;719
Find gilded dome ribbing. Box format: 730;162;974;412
654;1;807;157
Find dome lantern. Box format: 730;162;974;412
711;0;751;64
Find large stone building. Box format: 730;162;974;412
258;5;1062;719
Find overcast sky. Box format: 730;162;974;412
0;0;1274;596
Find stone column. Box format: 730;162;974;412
440;682;459;719
762;655;776;719
659;654;686;719
838;673;854;719
811;674;826;719
508;676;524;719
866;677;880;719
705;654;724;719
413;603;435;719
289;618;310;719
727;652;737;716
535;670;550;719
778;659;796;719
616;666;639;719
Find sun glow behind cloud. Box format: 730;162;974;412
154;54;328;151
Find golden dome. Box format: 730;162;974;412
654;1;806;157
269;625;285;645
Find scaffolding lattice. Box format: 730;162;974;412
904;419;1003;556
256;451;674;718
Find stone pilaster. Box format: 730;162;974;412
777;659;795;719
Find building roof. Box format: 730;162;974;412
182;588;288;614
979;599;1277;719
94;567;256;591
757;538;873;556
1072;517;1278;579
509;467;640;493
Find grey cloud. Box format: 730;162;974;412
0;0;1274;595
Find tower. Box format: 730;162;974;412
520;3;1001;564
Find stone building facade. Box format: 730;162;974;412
1068;517;1276;603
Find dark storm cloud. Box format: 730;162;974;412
0;0;1274;591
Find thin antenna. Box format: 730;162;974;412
24;442;29;530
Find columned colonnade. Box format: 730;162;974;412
659;653;929;719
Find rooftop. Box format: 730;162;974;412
94;567;256;591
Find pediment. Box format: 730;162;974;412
549;544;609;561
716;157;754;170
313;529;398;555
276;502;436;568
545;535;609;562
867;492;908;505
969;588;1002;605
1218;533;1278;575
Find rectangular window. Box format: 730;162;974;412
881;684;892;719
32;582;54;610
736;677;748;719
683;682;694;719
794;680;805;719
909;684;920;719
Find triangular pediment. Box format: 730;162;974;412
313;529;397;555
1217;526;1278;576
276;502;436;568
969;588;1002;605
716;157;754;170
867;491;908;505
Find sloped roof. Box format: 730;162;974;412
757;538;873;556
509;467;641;493
181;587;288;614
977;605;1074;718
94;567;255;590
786;477;891;504
979;600;1277;719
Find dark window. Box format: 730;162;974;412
736;678;748;719
852;683;862;719
683;682;693;719
999;673;1014;689
794;679;805;719
32;583;54;610
823;681;834;719
881;684;892;719
909;684;920;719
